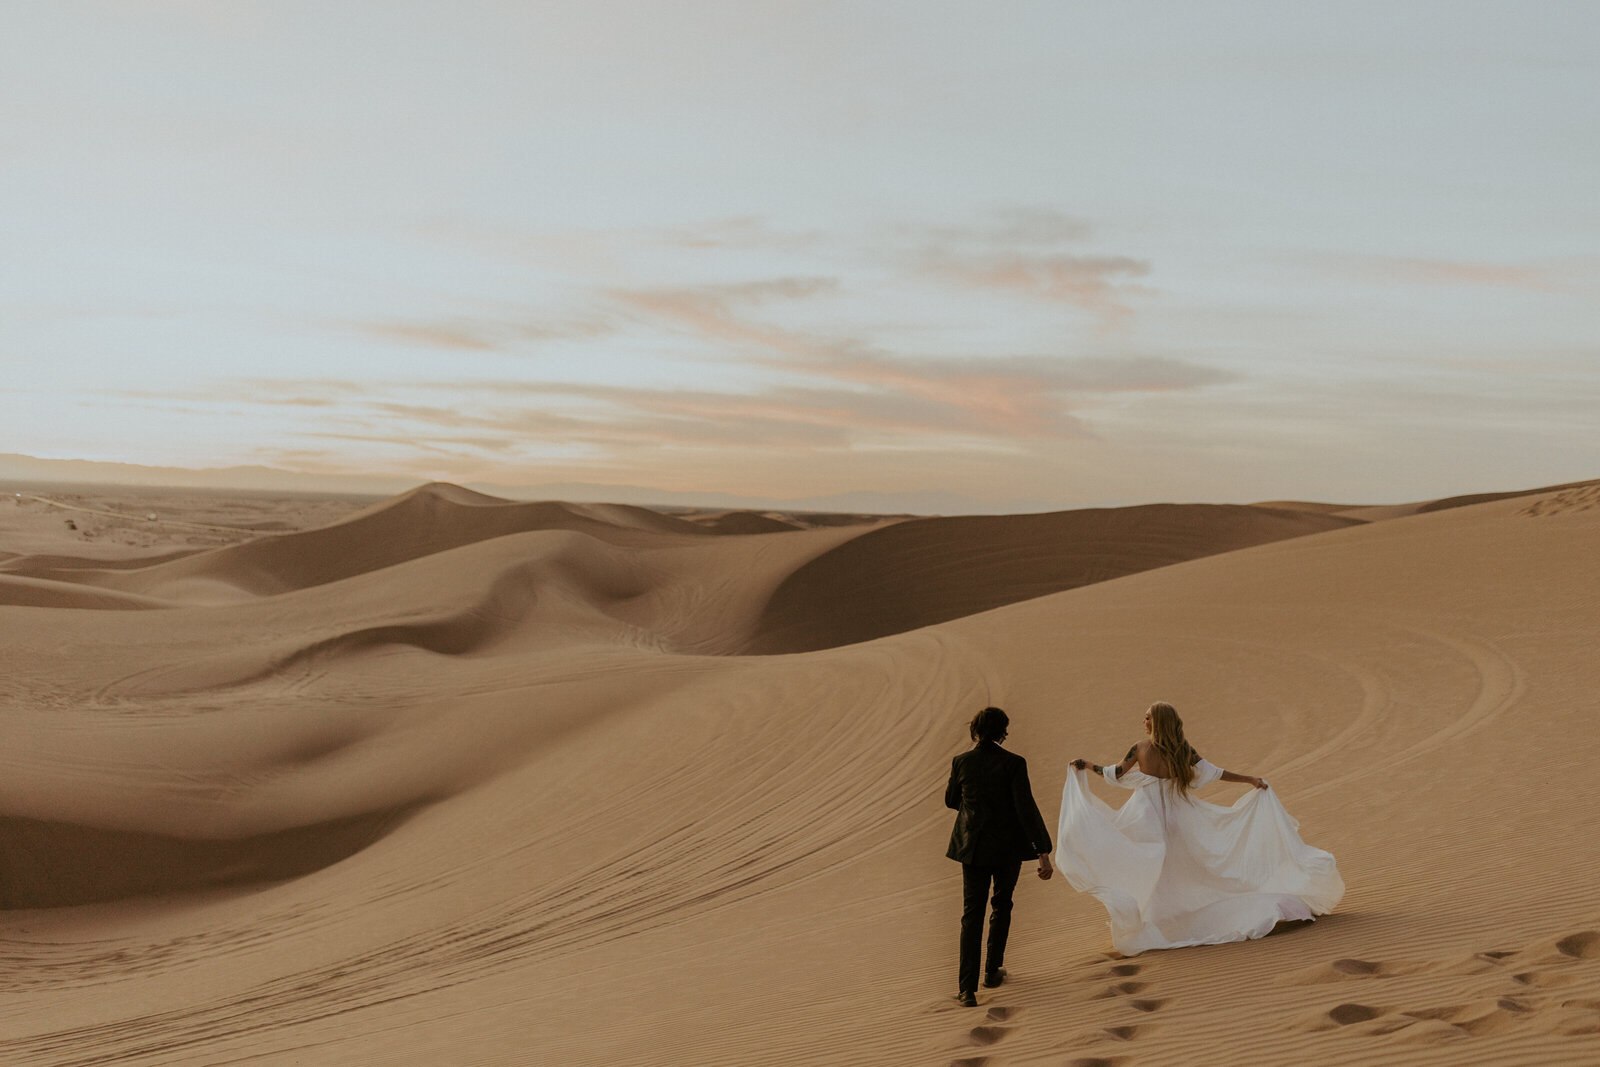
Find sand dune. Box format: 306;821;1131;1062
746;503;1359;652
1260;476;1600;522
1;483;881;606
64;484;710;601
0;573;170;611
2;480;1597;1065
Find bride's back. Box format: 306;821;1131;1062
1130;739;1201;781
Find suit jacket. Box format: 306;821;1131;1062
945;740;1053;866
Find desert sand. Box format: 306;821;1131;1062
2;477;1599;1065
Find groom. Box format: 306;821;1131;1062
945;706;1054;1006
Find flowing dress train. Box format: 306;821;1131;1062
1053;761;1343;956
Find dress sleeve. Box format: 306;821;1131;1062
1192;757;1223;788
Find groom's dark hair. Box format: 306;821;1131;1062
970;706;1009;743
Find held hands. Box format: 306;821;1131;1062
1037;853;1054;880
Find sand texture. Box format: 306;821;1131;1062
2;479;1599;1065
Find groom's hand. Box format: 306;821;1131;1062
1037;853;1054;880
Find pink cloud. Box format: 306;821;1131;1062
609;280;1220;437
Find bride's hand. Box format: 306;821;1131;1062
1251;777;1268;790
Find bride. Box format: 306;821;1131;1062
1056;702;1343;956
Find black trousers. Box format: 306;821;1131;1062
959;860;1022;994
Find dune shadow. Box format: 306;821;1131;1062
0;805;421;909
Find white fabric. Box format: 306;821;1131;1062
1053;764;1343;956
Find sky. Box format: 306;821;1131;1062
3;1;1597;511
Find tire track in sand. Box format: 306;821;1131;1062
1293;626;1526;802
0;633;981;1066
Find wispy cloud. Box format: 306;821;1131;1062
916;250;1151;323
608;277;840;361
357;322;499;351
608;276;1219;437
350;314;618;353
89;202;1225;493
307;431;524;457
204;342;1232;467
885;206;1152;327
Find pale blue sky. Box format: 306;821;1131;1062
3;1;1596;508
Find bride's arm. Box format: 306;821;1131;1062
1217;766;1268;789
1071;744;1138;779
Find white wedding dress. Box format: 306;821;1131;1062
1053;761;1343;956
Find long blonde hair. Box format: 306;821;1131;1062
1148;702;1199;798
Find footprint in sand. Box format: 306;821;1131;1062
1066;1058;1129;1067
1331;958;1381;975
1556;931;1599;959
1511;969;1575;988
1288;955;1428;984
965;1004;1020;1042
966;1024;1012;1047
1292;928;1600;1045
1394;1019;1471;1043
1301;996;1540;1042
1106;963;1164;1012
1326;1002;1383;1026
1068;961;1164;1051
1089;963;1153;1002
1544;998;1600;1035
948;997;1019;1062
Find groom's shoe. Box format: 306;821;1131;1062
983;968;1006;988
955;990;977;1007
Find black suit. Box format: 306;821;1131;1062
945;740;1053;995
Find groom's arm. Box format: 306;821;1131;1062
1009;758;1053;855
1011;759;1055;879
945;758;961;810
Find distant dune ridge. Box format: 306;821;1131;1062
743;503;1361;653
2;476;1599;1065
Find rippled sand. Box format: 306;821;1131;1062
2;478;1598;1065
